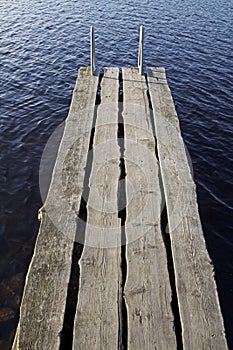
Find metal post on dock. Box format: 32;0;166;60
90;26;96;75
138;25;143;75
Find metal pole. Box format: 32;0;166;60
138;25;143;75
90;26;96;75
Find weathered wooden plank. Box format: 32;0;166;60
73;68;121;350
147;67;228;349
12;67;99;350
122;68;177;349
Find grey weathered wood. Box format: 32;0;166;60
73;68;121;350
122;68;177;349
147;67;228;349
13;66;228;350
12;67;99;350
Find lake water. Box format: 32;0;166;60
0;0;232;348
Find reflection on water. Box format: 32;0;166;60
0;0;232;348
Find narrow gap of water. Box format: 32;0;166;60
145;73;183;349
59;73;103;350
117;70;128;350
59;242;82;350
160;205;183;350
145;76;159;162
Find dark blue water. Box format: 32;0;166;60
0;0;232;348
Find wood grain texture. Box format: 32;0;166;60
73;68;121;350
12;67;99;350
122;68;177;349
147;67;228;350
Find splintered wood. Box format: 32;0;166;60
13;67;228;350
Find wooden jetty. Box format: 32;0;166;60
11;28;228;350
12;65;228;349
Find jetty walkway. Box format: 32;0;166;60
12;27;228;350
12;65;228;350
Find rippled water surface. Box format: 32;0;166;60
0;0;232;348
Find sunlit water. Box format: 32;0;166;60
0;0;232;348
